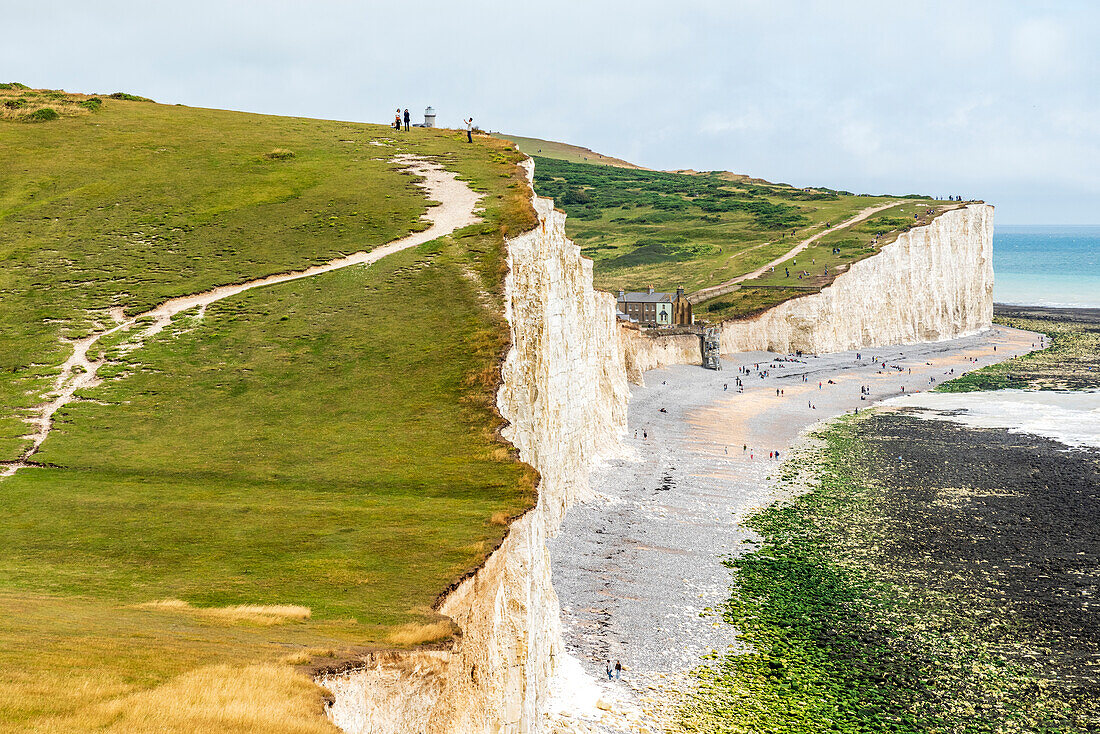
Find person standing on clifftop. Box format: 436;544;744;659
464;117;474;143
403;108;410;131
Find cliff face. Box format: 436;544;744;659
317;172;993;733
718;204;994;355
317;160;629;733
619;327;701;384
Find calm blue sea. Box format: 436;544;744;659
993;226;1100;309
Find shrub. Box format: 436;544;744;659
561;187;592;205
263;148;295;160
80;97;103;112
4;98;27;109
108;92;153;102
0;82;28;90
29;107;60;122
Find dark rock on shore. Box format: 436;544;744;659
863;414;1100;708
942;306;1100;391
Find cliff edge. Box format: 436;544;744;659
318;160;630;733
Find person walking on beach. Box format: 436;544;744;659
403;108;410;131
614;661;622;680
464;117;474;143
605;660;613;680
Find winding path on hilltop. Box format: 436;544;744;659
1;155;481;478
688;200;911;304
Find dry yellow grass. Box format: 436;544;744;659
137;598;311;625
37;664;338;734
264;147;296;159
387;619;455;646
489;510;511;526
0;86;99;122
280;648;339;666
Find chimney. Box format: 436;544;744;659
647;285;654;294
617;289;625;300
676;285;684;299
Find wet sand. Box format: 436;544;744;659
547;324;1040;729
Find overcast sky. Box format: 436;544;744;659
6;1;1098;223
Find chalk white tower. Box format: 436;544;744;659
423;106;436;128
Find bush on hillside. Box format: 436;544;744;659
4;98;27;109
108;92;153;102
263;148;295;160
29;107;60;122
560;187;592;205
0;82;29;90
80;97;103;112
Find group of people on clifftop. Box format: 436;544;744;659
392;108;475;142
393;108;409;131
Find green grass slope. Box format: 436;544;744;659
528;155;963;320
491;132;642;168
0;89;536;731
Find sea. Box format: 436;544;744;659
993;225;1100;309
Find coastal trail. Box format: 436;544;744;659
1;155;481;478
689;200;912;303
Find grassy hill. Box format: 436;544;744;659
491;132;642;168
528;155;963;321
0;87;535;731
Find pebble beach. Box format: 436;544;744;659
546;322;1043;731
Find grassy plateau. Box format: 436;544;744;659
0;87;536;731
517;153;961;321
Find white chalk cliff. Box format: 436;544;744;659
317;164;993;733
317;160;630;733
718;204;994;355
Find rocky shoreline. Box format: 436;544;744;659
938;305;1100;391
673;306;1099;732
